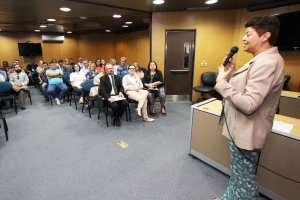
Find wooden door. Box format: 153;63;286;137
165;30;195;101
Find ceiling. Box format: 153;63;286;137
0;0;299;34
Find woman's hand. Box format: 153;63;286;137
216;64;234;83
135;88;140;92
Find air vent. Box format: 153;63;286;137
186;7;210;11
143;19;150;23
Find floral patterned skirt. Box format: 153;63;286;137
220;140;261;200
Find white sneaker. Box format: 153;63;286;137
55;98;61;105
60;99;64;103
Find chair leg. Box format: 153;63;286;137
105;110;108;127
88;102;91;118
74;95;78;110
27;90;32;105
50;95;53;106
128;105;131;121
13;97;17;114
1;114;8;141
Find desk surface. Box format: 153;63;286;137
281;90;300;98
195;99;300;140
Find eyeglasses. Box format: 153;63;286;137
17;76;19;80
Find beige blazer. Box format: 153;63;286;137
214;47;285;150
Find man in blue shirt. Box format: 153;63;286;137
117;57;129;79
46;61;67;105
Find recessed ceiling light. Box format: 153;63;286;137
80;17;87;19
40;25;47;28
60;7;71;12
34;30;40;32
47;19;56;22
205;0;218;4
105;30;111;32
113;14;121;18
125;22;132;24
122;25;128;27
67;31;72;33
153;0;165;4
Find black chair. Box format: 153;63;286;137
63;73;72;102
193;72;218;103
0;110;9;141
283;75;291;90
0;82;17;114
97;96;109;127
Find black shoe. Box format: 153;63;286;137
111;116;115;126
44;98;49;103
21;107;26;110
115;117;121;127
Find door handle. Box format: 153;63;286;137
170;70;190;73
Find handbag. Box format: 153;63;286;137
89;86;99;96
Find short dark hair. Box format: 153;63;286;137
245;16;280;46
58;59;63;63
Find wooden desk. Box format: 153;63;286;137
189;98;300;200
280;90;300;119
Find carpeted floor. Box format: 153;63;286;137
0;86;270;200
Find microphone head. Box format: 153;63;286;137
231;46;239;54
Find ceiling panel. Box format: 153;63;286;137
0;0;298;34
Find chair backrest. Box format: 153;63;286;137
63;73;70;84
82;80;95;92
140;67;147;74
201;72;218;87
0;82;12;93
283;75;291;89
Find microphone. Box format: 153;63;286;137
223;46;239;66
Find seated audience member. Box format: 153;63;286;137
100;63;129;127
26;59;38;85
46;61;68;105
7;64;25;78
9;61;15;69
93;71;105;85
109;58;118;75
63;59;73;72
0;60;9;72
9;64;29;110
117;57;129;76
86;63;99;80
123;65;154;122
69;58;75;70
37;60;44;74
78;57;84;69
95;58;104;73
40;62;49;103
70;64;87;104
80;59;89;75
0;73;4;82
142;61;166;116
37;60;44;84
57;59;64;71
133;62;144;80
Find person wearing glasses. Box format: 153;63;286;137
142;61;166;116
100;63;129;127
122;65;154;122
9;64;29;110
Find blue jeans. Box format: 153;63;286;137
41;82;48;99
48;83;67;100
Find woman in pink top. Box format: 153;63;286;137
122;65;154;122
95;58;104;73
133;62;144;80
